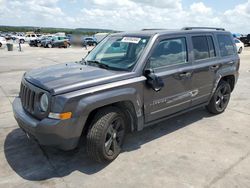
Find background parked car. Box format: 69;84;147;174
240;34;250;46
83;37;97;46
0;37;7;48
12;34;25;43
25;34;41;43
43;36;70;48
29;35;53;47
234;38;244;54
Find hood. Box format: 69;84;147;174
24;62;134;95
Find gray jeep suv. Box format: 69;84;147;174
13;27;239;162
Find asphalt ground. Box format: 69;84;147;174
0;44;250;188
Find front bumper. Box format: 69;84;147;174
12;97;80;150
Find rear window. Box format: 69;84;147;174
217;35;236;57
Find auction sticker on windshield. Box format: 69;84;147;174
121;37;141;44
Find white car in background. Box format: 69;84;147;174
25;34;41;42
234;38;244;54
12;34;26;43
0;37;7;48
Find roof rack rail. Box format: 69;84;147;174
141;28;166;31
182;27;225;31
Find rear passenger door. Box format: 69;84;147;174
189;34;218;106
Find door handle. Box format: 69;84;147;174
227;61;234;65
179;72;192;78
210;65;219;70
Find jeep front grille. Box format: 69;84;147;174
20;82;37;114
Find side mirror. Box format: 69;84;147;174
144;69;164;92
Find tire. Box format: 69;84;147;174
47;43;52;48
87;107;127;163
0;43;2;48
238;47;242;54
206;80;231;114
20;39;25;44
37;43;42;47
65;43;70;48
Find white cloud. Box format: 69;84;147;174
0;0;250;33
222;1;250;33
190;2;212;14
131;0;182;9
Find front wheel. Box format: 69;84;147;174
87;107;127;163
206;80;231;114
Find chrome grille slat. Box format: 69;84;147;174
30;91;35;111
20;82;38;114
24;86;28;108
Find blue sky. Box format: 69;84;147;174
182;0;246;11
0;0;250;33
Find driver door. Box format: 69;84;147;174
144;36;194;123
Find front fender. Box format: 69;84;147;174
74;87;143;130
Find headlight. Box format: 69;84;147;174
40;93;48;112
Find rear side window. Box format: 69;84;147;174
207;36;216;58
192;36;209;60
192;36;216;60
149;37;188;69
217;35;236;57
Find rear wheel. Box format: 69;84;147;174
47;43;52;48
87;107;127;163
206;80;231;114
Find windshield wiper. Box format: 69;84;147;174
87;60;127;71
87;60;111;69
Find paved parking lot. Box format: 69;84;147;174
0;44;250;188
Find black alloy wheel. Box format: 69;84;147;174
104;117;125;156
87;107;127;163
206;80;231;114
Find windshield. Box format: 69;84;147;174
85;36;150;71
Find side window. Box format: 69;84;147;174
192;36;209;60
31;35;35;37
149;37;187;69
207;36;216;58
217;35;236;57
